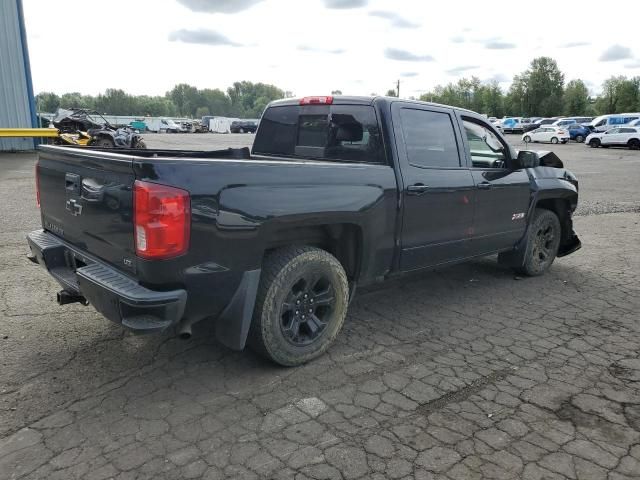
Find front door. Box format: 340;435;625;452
392;103;475;271
457;115;531;254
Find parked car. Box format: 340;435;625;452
523;117;558;132
588;114;640;132
552;116;593;127
522;126;570;144
628;119;640;127
585;127;640;149
230;120;259;133
567;124;592;143
27;95;581;366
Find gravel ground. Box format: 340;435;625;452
0;136;639;480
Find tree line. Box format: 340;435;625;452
419;57;640;118
35;81;287;119
36;58;640;120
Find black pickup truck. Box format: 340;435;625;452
27;96;581;366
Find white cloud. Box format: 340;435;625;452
599;45;633;62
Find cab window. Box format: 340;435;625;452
462;118;508;169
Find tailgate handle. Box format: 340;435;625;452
81;178;105;202
65;173;81;194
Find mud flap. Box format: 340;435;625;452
215;269;261;350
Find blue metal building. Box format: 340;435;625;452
0;0;38;151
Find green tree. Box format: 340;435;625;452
227;81;284;117
525;57;565;116
195;106;210;118
168;83;201;116
481;81;505;117
35;92;60;113
58;92;94;109
94;89;135;115
331;90;343;95
563;80;590;115
504;74;528;115
200;88;231;116
617;77;640;112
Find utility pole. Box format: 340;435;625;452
396;79;400;98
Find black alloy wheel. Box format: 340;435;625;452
280;274;335;346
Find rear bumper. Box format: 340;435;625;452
27;229;186;333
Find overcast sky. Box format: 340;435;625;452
24;0;640;98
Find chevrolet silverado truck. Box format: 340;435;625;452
27;96;581;366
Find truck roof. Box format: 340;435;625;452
268;95;479;116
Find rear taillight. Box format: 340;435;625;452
35;162;40;208
299;96;333;105
133;180;190;260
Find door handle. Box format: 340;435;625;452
406;184;430;195
65;173;81;194
477;182;492;190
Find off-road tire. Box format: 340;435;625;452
249;246;349;366
589;138;600;148
551;137;559;144
516;208;561;277
94;137;115;148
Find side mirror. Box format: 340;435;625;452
514;150;540;169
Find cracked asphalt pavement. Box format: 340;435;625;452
1;137;639;479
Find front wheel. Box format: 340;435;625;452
249;246;349;366
550;137;559;144
628;139;640;150
589;138;600;148
516;208;561;277
575;135;584;143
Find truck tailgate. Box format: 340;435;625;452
37;146;136;272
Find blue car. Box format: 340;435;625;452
567;124;592;143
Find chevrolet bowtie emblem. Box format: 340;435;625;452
65;199;83;216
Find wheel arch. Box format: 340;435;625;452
263;222;364;283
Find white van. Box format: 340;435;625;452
209;117;240;134
144;117;182;133
589;113;640;132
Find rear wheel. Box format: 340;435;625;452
239;128;245;133
94;137;115;148
516;208;561;277
589;138;600;148
249;246;349;366
551;137;559;144
628;138;640;150
575;135;584;143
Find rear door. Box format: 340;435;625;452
458;115;531;254
391;103;475;270
37;146;136;272
617;127;637;144
601;128;620;145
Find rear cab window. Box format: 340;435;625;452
252;104;385;164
